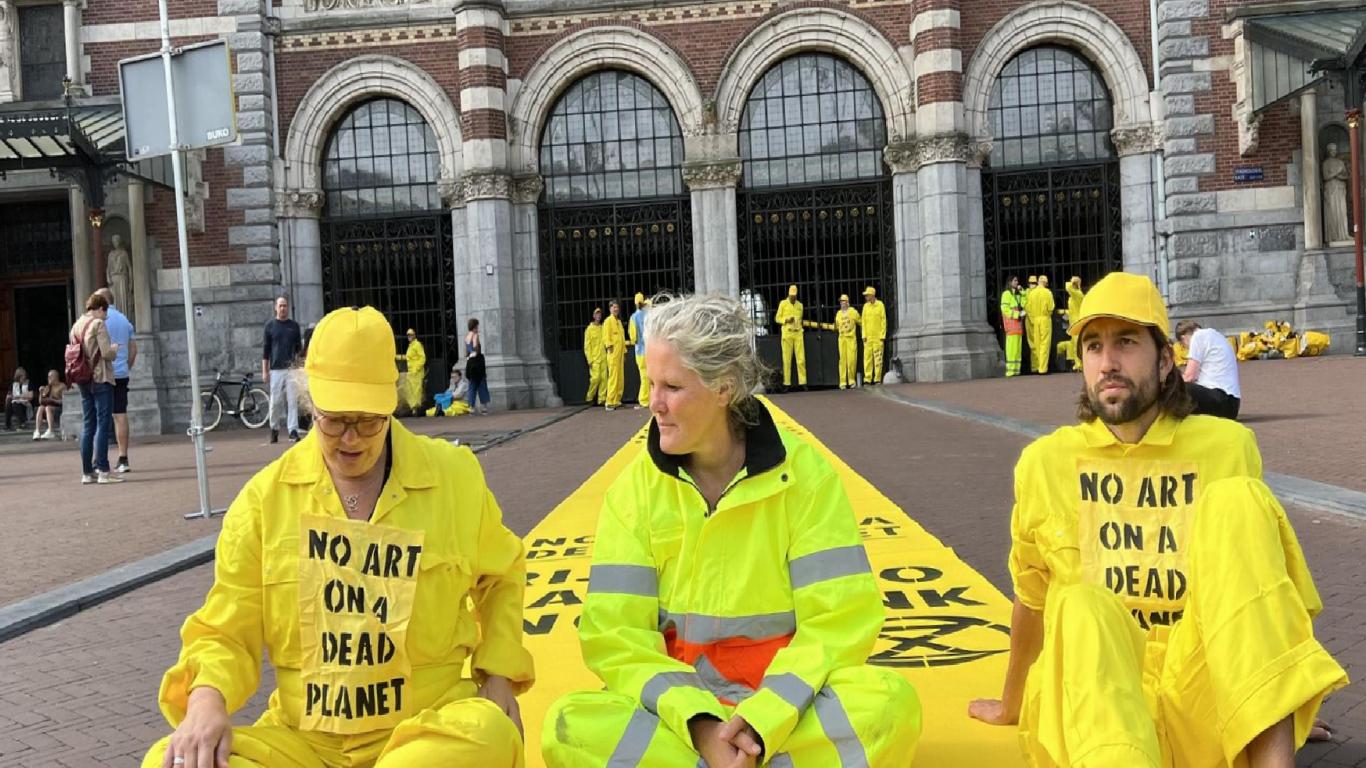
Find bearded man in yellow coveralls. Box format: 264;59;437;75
143;307;534;768
969;272;1347;767
1025;276;1054;374
583;308;606;405
835;294;861;389
860;286;887;385
603;301;627;411
774;285;806;388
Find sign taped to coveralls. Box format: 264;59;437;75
518;400;1025;766
298;514;424;734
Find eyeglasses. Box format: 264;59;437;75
312;411;388;438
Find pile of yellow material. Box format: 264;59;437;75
1226;321;1331;361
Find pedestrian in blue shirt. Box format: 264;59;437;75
97;287;137;473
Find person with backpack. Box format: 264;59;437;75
67;292;121;484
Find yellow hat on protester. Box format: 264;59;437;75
788;285;799;297
634;292;645;304
863;286;876;297
1068;272;1169;338
1028;275;1038;285
839;294;850;302
306;306;399;415
406;328;416;336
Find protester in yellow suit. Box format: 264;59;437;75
628;293;650;409
861;286;887;385
396;328;426;413
1062;276;1085;371
774;284;806;389
583;308;605;406
969;273;1347;767
542;293;921;768
1025;276;1055;374
835;294;861;389
1001;276;1026;377
143;306;534;768
602;301;626;411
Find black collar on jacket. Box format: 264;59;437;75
646;397;786;480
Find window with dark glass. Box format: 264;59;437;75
19;5;66;101
988;46;1115;169
539;70;684;204
322;98;441;218
739;53;887;188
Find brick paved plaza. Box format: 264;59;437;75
0;359;1362;766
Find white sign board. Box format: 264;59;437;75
119;40;237;160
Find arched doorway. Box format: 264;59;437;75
736;53;894;388
537;70;693;403
320;98;455;400
982;46;1122;346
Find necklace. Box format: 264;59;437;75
343;493;361;514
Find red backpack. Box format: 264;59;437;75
64;317;99;385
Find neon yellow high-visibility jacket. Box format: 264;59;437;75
603;315;625;355
835;307;861;338
157;420;534;733
583;322;605;365
861;299;886;342
774;299;804;337
581;401;883;753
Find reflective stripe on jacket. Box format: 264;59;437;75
581;401;883;752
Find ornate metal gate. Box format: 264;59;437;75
320;214;456;395
538;199;692;402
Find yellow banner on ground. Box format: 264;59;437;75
519;401;1024;766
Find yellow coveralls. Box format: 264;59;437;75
397;339;426;412
143;421;535;768
835;307;861;389
603;315;626;408
583;322;605;405
861;299;887;384
774;298;806;386
1063;282;1085;370
629;309;650;407
542;403;921;766
1001;289;1026;377
1024;286;1054;374
1009;415;1347;767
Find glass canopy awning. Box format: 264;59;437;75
0;98;174;188
1239;2;1366;114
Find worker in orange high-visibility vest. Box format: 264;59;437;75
543;294;921;768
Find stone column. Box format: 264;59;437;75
127;178;153;331
884;143;923;352
1113;126;1160;280
1301;89;1323;250
62;0;81;89
1;1;19;102
511;175;562;407
277;189;325;325
682;159;741;296
69;186;93;303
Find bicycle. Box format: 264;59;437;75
200;371;271;431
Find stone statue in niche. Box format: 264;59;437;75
1322;143;1351;244
106;234;133;312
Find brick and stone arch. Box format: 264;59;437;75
282;54;463;199
713;7;915;145
962;0;1153;147
507;25;705;176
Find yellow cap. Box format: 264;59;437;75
305;306;398;415
839;294;849;302
788;285;799;296
406;328;416;336
593;306;602;314
1028;275;1038;284
863;286;876;297
1068;272;1169;338
634;292;645;304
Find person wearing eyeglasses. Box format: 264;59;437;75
143;306;534;768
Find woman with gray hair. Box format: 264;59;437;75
542;293;921;767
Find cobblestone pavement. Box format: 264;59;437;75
0;392;1361;766
890;355;1366;493
0;408;581;607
